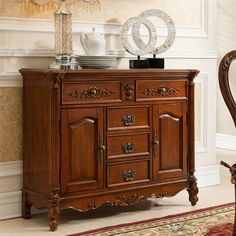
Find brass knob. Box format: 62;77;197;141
102;145;106;150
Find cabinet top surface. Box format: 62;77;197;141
20;68;199;79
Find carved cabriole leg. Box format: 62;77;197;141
48;190;60;231
22;191;32;219
187;175;199;206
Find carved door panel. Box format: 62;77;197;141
152;103;187;181
61;108;104;193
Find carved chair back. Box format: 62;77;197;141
219;50;236;236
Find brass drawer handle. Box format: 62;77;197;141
122;143;134;154
152;128;159;159
99;134;105;162
121;114;135;126
122;170;135;181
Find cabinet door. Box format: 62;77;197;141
61;108;104;193
152;103;187;181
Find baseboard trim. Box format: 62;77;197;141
0;161;22;177
0;160;219;220
0;191;22;220
216;133;236;151
195;165;220;187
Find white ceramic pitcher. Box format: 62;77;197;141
80;27;105;56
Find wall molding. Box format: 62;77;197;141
0;159;219;220
216;133;236;150
195;73;208;153
0;0;208;38
0;160;22;177
195;164;220;187
0;73;22;87
0;48;217;59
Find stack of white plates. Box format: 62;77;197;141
77;56;117;69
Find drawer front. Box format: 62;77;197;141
136;80;187;101
62;81;122;104
107;106;150;131
107;133;150;159
107;160;150;187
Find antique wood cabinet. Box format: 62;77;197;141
20;69;199;231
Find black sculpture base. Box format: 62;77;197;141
148;58;164;69
129;59;149;69
129;56;165;69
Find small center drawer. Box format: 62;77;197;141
107;160;150;187
107;106;150;131
107;133;150;159
62;81;122;104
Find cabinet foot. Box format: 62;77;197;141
187;178;199;206
22;191;32;219
48;191;60;231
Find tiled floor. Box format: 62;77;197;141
0;149;235;236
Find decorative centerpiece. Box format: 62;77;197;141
120;9;176;69
30;0;101;70
49;0;78;69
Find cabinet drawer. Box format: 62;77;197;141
62;81;122;104
107;160;150;187
107;106;150;131
136;80;187;101
107;133;150;159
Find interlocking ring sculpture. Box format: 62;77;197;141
121;9;176;56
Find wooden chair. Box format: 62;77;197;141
219;50;236;236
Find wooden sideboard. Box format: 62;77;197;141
20;69;199;231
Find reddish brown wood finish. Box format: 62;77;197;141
219;50;236;126
219;51;236;235
20;69;199;231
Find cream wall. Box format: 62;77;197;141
217;0;236;137
0;0;220;219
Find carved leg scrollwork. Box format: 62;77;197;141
187;176;199;206
22;191;32;219
48;190;60;231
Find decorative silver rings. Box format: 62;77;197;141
121;9;176;56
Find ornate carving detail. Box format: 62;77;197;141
114;194;148;206
68;87;114;99
187;177;199;206
219;50;236;127
54;72;64;89
122;170;135;181
48;190;60;231
124;83;134;100
87;203;97;210
153;192;170;198
143;84;180;97
121;114;135;126
122;142;134;154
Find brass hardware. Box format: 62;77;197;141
152;128;159;159
122;143;134;154
121;114;135;126
99;134;105;162
122;170;135;181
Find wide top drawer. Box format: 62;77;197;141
62;81;122;105
136;80;187;101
